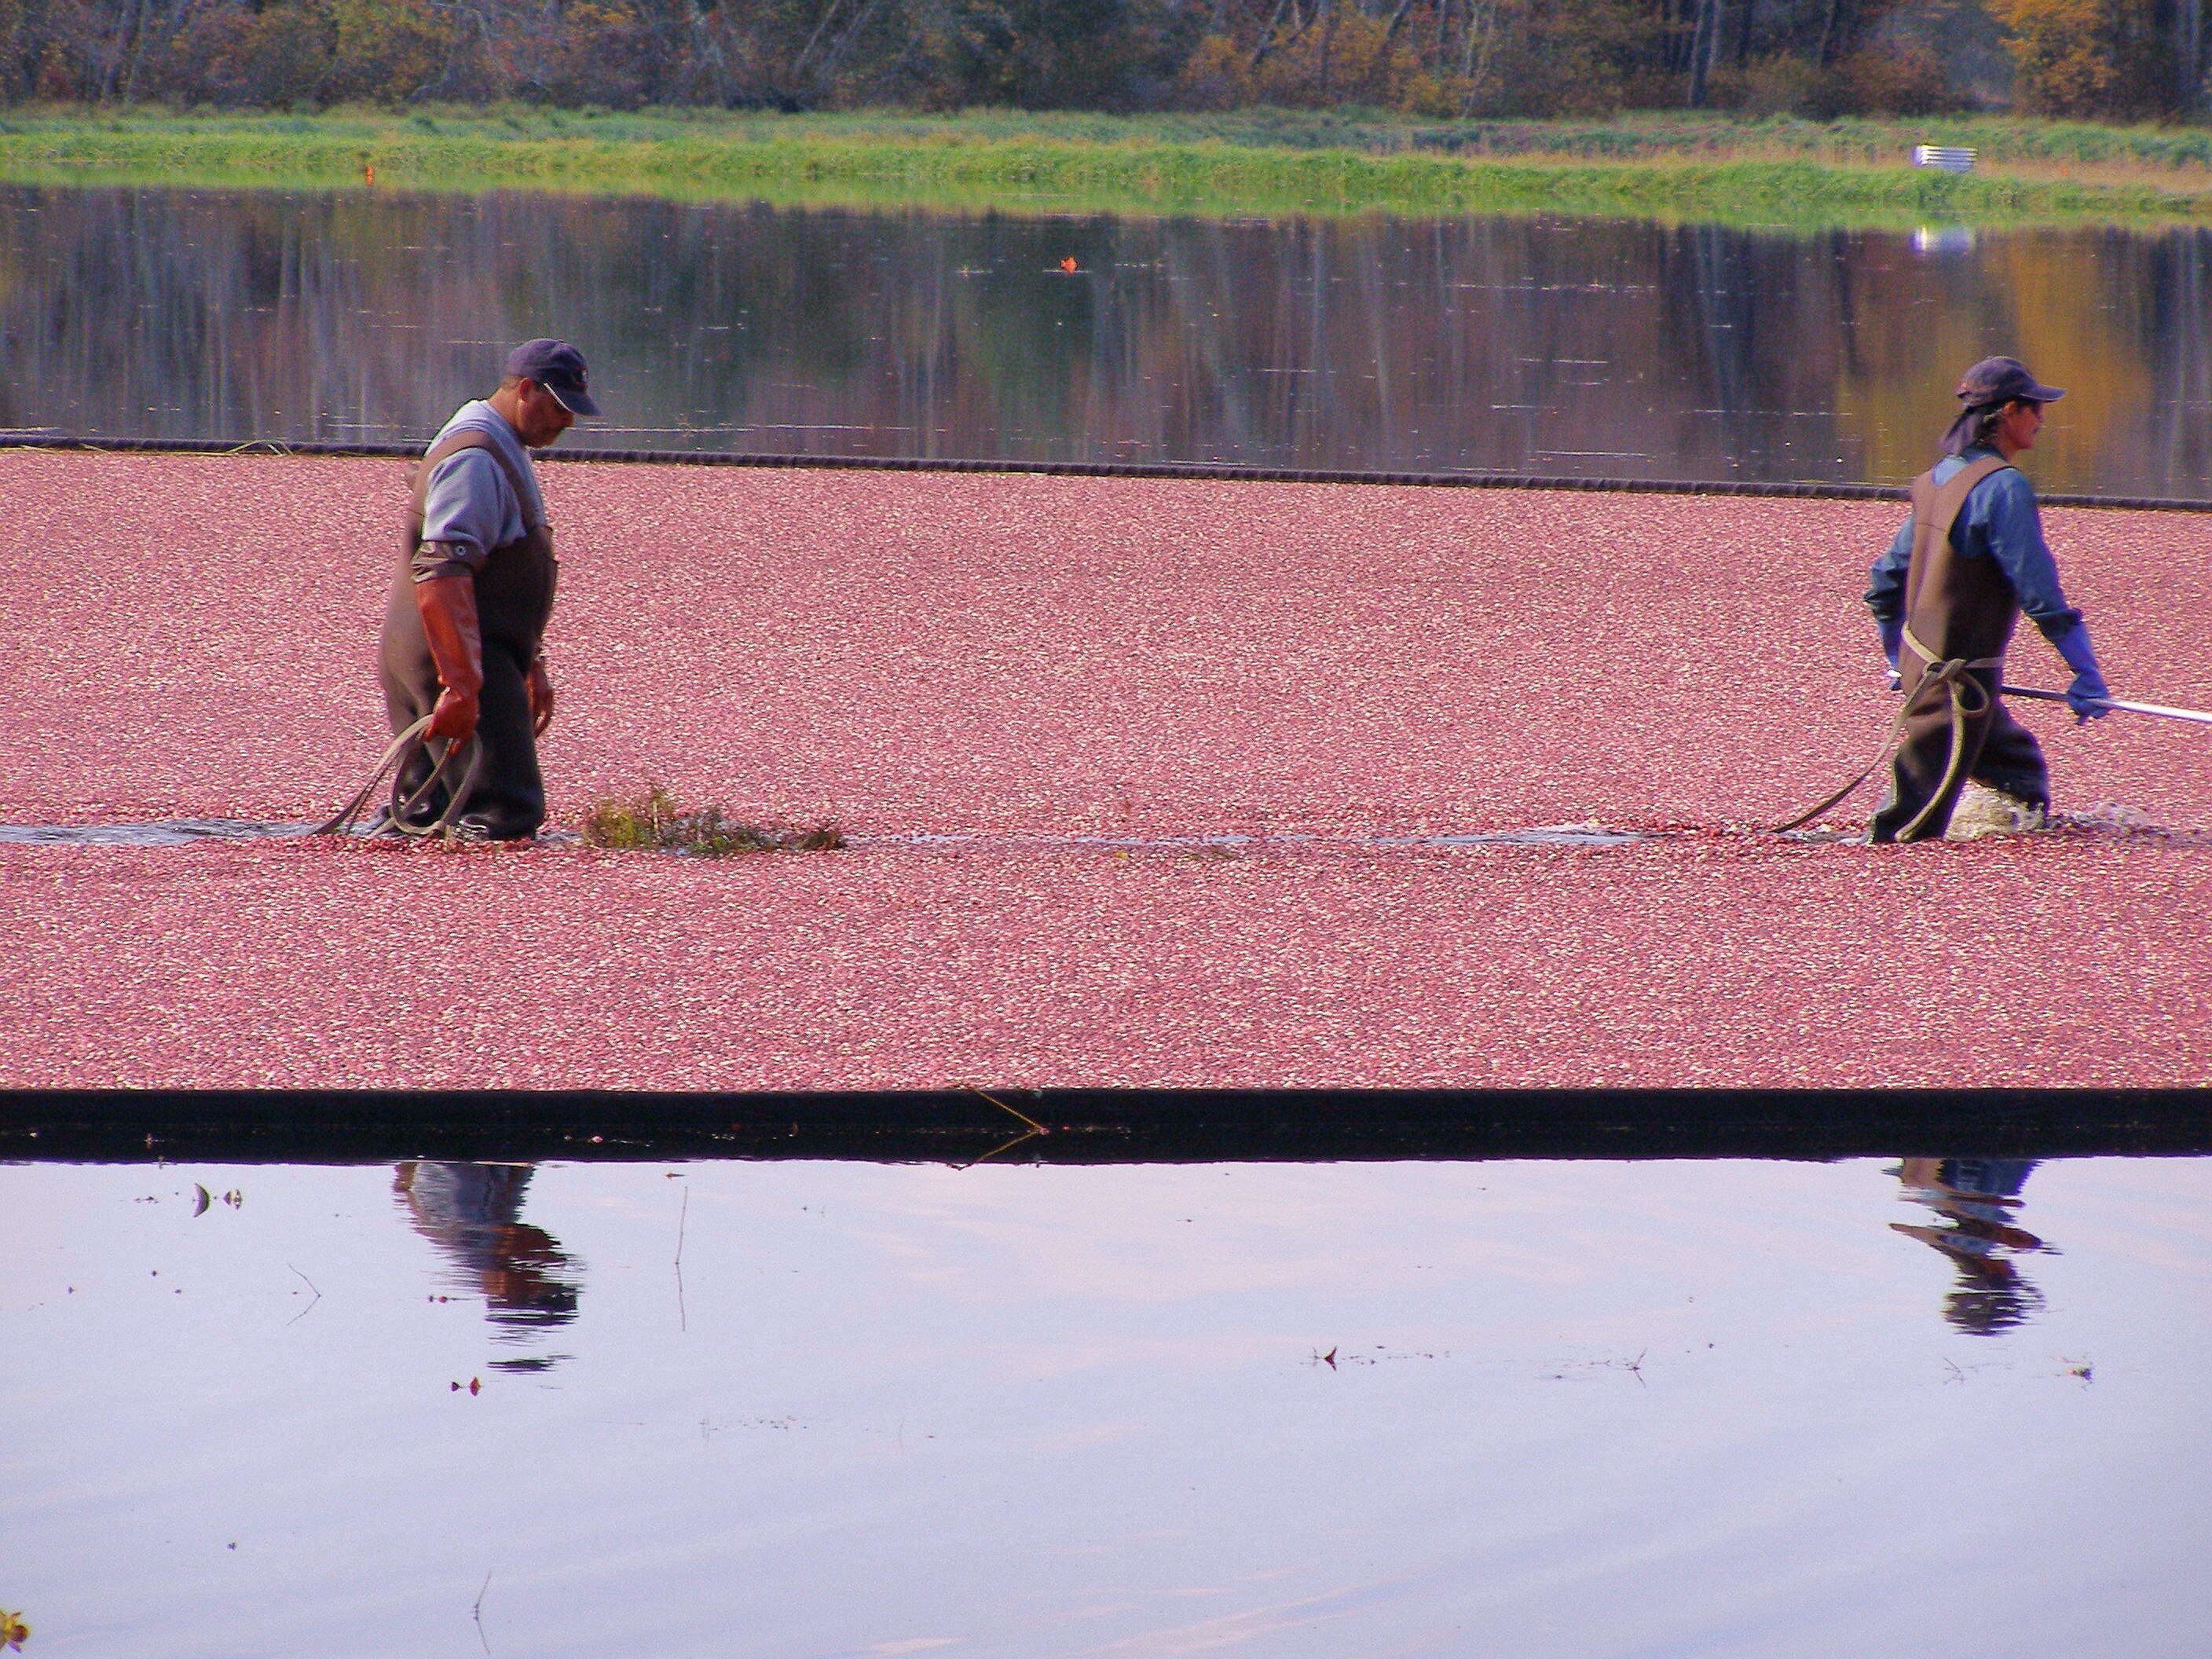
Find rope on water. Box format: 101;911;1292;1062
313;715;484;840
8;433;2212;515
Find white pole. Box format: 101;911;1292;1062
2001;684;2212;727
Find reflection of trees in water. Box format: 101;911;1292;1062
1890;1157;2049;1336
394;1162;580;1372
0;184;2206;493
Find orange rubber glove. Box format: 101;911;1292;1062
415;573;485;744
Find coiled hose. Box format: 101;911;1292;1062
313;716;484;840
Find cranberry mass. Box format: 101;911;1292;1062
4;452;2207;1086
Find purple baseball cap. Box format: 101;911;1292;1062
504;339;601;417
1956;356;2064;409
1940;356;2062;453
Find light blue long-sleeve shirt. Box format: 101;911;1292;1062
1865;448;2082;643
411;401;548;583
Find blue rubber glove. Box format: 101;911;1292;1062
1878;617;1903;690
2052;620;2111;722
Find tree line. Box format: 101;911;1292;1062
0;0;2202;122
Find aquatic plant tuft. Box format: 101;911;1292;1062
579;783;844;856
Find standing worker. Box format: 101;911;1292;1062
379;340;600;840
1862;357;2110;843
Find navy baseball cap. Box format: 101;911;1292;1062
505;339;601;417
1957;356;2064;409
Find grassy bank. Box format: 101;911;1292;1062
2;107;2210;225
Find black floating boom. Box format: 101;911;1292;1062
1;1087;2207;1166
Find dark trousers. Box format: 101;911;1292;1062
379;635;546;840
1869;665;2049;844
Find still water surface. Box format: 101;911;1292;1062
5;1154;2208;1656
2;186;2209;495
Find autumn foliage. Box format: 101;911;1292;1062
0;0;2199;117
1987;0;2189;119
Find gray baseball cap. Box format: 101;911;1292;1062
504;339;601;417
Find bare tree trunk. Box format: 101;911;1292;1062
120;0;156;103
2181;0;2205;114
98;0;140;103
789;0;848;82
1815;0;1845;68
1686;0;1716;104
811;0;890;84
418;2;500;101
1248;0;1298;71
1734;0;1755;67
686;2;732;106
1458;0;1499;112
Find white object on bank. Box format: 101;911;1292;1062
1913;145;1977;174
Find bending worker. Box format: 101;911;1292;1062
379;339;599;840
1862;356;2109;843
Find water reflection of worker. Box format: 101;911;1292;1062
1889;1156;2049;1335
1862;357;2111;842
378;339;600;840
394;1162;580;1366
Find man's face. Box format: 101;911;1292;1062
1996;398;2045;452
513;379;577;448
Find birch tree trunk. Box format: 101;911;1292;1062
1686;0;1716;104
2181;0;2204;114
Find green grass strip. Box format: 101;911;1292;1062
1;108;2207;228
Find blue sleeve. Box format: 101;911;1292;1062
1865;515;1913;622
1968;471;2082;641
413;450;511;581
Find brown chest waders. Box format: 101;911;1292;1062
1869;457;2050;842
1777;457;2049;840
377;431;559;840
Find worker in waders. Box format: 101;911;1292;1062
378;340;599;840
1862;357;2110;843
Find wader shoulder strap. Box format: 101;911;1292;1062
1900;455;2012;672
1903;456;2011;616
408;428;549;532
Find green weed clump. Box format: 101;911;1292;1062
579;783;844;856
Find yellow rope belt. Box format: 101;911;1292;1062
1775;625;2001;837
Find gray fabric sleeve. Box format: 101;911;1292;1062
411;449;508;584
